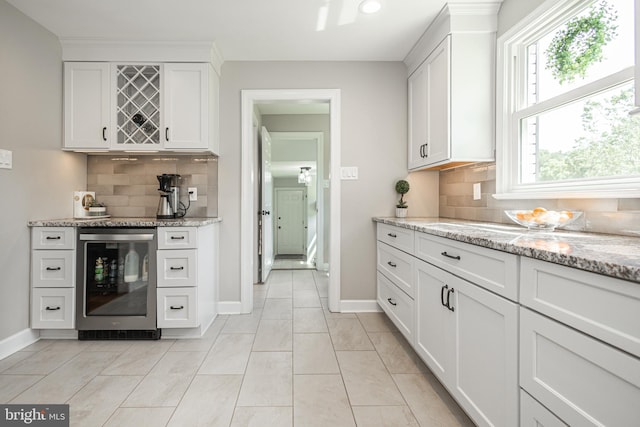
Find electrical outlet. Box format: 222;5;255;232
473;183;481;200
0;149;12;169
188;187;197;201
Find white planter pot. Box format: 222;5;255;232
395;208;408;218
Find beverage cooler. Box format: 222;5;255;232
76;228;159;339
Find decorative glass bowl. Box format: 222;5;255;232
505;209;582;231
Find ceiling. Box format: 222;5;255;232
6;0;489;61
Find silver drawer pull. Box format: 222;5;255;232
170;266;184;271
46;266;62;271
387;261;397;268
45;236;61;240
441;251;461;261
170;236;185;240
45;306;61;311
170;305;184;310
387;233;397;238
387;298;397;306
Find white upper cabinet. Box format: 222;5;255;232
63;62;219;154
63;62;111;150
405;3;500;171
163;63;210;151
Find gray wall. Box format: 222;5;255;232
0;0;86;341
219;61;418;301
497;0;547;36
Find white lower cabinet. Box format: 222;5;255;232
415;258;519;427
31;288;75;329
520;307;640;426
377;271;414;344
157;287;197;328
520;390;567;427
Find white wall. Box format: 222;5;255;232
0;0;86;341
219;61;420;301
497;0;547;36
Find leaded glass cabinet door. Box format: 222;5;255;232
114;64;162;150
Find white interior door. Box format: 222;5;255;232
260;127;274;281
276;188;306;255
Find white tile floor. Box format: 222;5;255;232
271;257;315;271
0;270;474;426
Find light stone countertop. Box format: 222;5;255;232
28;217;222;227
373;217;640;283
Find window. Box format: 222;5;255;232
496;0;639;198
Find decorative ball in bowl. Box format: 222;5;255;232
504;208;581;231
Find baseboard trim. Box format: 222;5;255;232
39;330;78;340
340;300;383;313
217;301;243;315
0;328;40;360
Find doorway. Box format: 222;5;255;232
241;89;341;314
275;187;307;256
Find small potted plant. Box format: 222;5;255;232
395;179;410;218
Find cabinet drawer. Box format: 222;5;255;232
31;227;75;250
415;232;518;301
520;390;566;427
31;250;75;288
158;227;198;249
157;249;197;287
31;288;75;329
157;287;198;328
377;271;414;345
521;257;640;357
520;308;640;427
377;242;414;298
376;224;414;254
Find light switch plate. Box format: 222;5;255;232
0;149;12;169
341;166;358;180
188;187;197;201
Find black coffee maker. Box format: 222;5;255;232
157;174;182;219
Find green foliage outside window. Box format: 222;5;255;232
537;88;640;181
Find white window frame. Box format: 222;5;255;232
495;0;640;199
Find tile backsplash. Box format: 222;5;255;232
439;162;640;237
87;155;218;218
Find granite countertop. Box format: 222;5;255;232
373;217;640;283
28;217;222;227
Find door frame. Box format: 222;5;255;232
269;131;324;269
241;89;341;314
274;187;307;256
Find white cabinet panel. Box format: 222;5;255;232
377;272;414;345
521;257;640;357
163;63;209;150
377;242;414;298
520;307;640;427
31;288;75;329
415;232;518;301
157;227;198;249
157;249;197;287
32;227;75;250
520;390;567;427
31;250;75;288
376;223;414;254
157;287;198;328
63;62;111;150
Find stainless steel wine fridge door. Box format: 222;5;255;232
76;229;157;330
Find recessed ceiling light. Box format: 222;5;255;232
359;0;382;14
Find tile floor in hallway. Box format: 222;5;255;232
0;270;474;426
